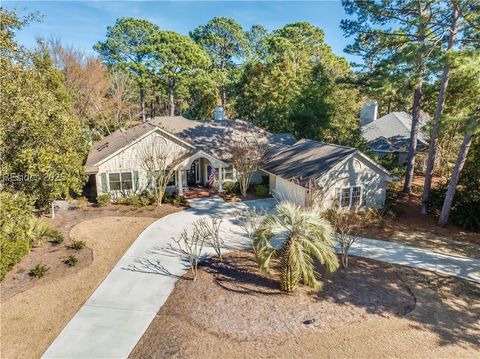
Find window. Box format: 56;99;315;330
338;185;362;208
109;172;132;191
351;186;361;207
340;188;351;207
224;165;234;180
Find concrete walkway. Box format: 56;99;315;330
43;197;480;358
42;197;276;359
346;237;480;283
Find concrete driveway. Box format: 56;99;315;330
42;197;276;359
43;196;479;358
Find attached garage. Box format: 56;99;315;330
261;139;392;210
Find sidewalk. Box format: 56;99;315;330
346;237;480;283
43;197;479;358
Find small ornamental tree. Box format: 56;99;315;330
137;140;184;206
174;219;210;281
325;209;362;269
253;202;338;293
230;126;267;197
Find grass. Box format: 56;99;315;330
29;264;49;278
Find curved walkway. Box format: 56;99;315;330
43;197;480;359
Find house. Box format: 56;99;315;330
360;101;429;166
84;115;392;210
263;139;392;209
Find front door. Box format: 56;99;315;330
186;162;196;186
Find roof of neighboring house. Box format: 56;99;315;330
84;116;297;173
361;111;429;152
262;139;358;184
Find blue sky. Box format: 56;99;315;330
5;1;360;63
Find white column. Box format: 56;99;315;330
218;166;223;193
177;170;183;195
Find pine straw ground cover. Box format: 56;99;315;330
0;204;180;359
130;251;480;359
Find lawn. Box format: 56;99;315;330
0;204;180;359
130;251;480;359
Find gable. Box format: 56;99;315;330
95;129;191;174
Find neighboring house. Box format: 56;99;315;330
84;115;392;210
360;101;429;166
262;139;392;209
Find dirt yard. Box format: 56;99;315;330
359;177;480;259
130;251;480;359
0;204;180;359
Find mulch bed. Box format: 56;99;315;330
0;203;181;301
141;252;415;342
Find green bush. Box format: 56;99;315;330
115;191;154;208
254;184;269;197
70;240;86;250
173;196;188;206
451;199;480;231
29;264;49;278
64;255;78;267
0;192;60;280
223;181;240;195
96;194;111;207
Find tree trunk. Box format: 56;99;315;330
140;85;146;122
439;115;478;227
404;6;428;193
168;85;175;117
403;78;424;193
421;4;459;214
220;59;227;111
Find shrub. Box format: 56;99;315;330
162;192;175;204
68;196;88;208
254;184;269;197
115;192;154;208
70;240;86;250
173;196;188;206
96;194;111;207
451;197;480;231
29;264;49;278
139;190;155;205
0;192;60;280
222;181;240;195
64;255;78;267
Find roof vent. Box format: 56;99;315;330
214;106;225;121
97;143;109;151
360;100;378;126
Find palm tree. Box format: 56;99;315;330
253;202;339;293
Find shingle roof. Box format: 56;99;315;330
262;139;357;184
84;122;157;173
84;116;296;173
361;111;429;152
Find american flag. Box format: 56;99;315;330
208;167;216;187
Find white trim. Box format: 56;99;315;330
179;150;228;170
338;184;362;209
94;127;194;168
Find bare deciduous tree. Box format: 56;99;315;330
137;140;184;206
197;216;224;261
325;209;362;269
230;129;267;197
235;206;267;255
174;220;209;281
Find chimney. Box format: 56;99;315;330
214;106;225;121
360;100;378;126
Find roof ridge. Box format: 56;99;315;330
393;112;412;132
297;138;356;151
